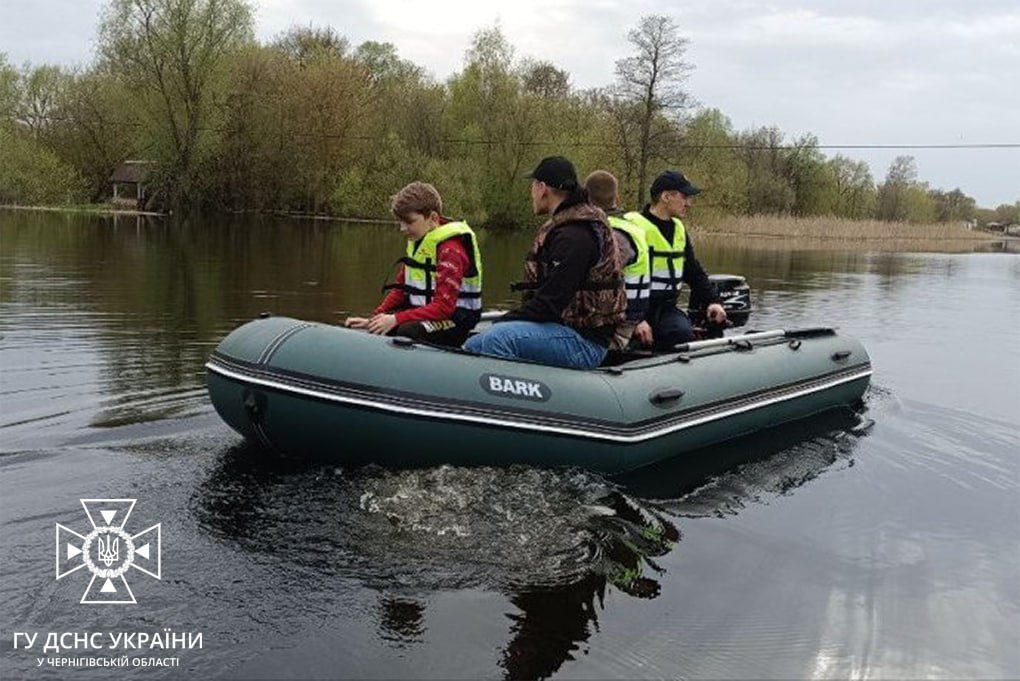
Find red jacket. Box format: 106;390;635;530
374;236;470;325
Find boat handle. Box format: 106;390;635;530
649;388;685;405
831;350;852;361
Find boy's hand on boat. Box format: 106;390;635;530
344;317;370;329
366;314;398;335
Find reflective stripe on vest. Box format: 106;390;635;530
608;215;651;302
404;221;484;310
622;211;686;293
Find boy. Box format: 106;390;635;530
345;182;483;347
583;169;651;350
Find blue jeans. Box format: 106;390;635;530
464;321;608;369
651;304;694;351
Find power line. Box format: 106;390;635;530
7;115;1019;150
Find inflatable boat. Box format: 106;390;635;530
205;313;872;473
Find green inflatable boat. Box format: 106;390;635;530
205;315;872;473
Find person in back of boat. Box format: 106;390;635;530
584;169;651;351
345;181;483;347
464;156;626;369
624;171;727;351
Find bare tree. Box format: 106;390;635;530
613;15;694;206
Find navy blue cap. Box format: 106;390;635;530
650;170;701;198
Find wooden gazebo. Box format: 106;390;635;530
109;161;154;208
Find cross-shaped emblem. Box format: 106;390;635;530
55;499;161;604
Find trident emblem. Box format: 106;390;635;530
55;499;162;605
97;535;120;567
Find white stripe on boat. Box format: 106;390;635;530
206;361;873;444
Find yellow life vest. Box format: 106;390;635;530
400;222;483;312
607;215;651;303
622;211;686;294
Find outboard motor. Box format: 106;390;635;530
688;274;752;330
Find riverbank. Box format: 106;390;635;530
2;203;1004;253
0;203;165;217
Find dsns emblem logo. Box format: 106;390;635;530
55;499;161;605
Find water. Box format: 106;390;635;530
1;210;1018;679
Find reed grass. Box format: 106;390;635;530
690;214;996;252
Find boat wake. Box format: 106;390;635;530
194;451;679;596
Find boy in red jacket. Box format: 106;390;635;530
345;182;483;347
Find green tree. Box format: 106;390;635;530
929;188;977;223
446;26;537;226
98;0;255;209
44;70;139;200
873;153;922;221
677;108;747;215
0;127;87;205
520;59;570;99
784;134;836;216
275;24;348;63
827;155;875;219
0;54;17;127
736;126;794;214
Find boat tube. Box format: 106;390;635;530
206;314;872;473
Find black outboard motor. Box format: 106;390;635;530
688;274;752;331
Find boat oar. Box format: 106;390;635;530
674;327;835;353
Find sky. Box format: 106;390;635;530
2;0;1018;208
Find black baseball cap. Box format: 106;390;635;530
524;156;579;191
650;170;701;197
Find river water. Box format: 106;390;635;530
1;210;1018;680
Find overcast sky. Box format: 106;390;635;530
2;0;1017;207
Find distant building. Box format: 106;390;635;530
108;161;154;209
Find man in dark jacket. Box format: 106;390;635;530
464;156;625;369
622;170;727;350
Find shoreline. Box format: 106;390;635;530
1;204;1011;249
0;204;166;217
0;204;399;224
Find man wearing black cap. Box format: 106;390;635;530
464;156;626;369
622;170;727;350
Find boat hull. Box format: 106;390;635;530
206;317;872;473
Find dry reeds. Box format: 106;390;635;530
689;214;996;252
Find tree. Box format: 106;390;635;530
677;108;746;215
828;155;875;219
47;70;138;200
446;26;538;226
613;15;694;205
98;0;255;209
0;127;87;204
736;126;795;214
929;188;976;223
877;155;918;221
0;54;17;128
14;64;69;138
520;59;570;99
274;24;348;63
782;134;835;216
